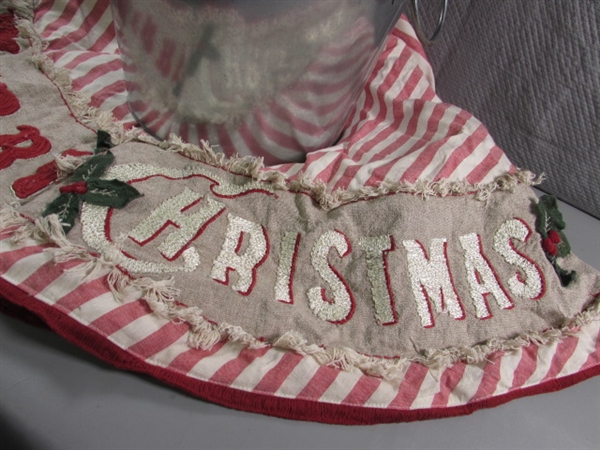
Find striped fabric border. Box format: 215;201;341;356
32;0;513;190
4;1;598;424
2;233;598;418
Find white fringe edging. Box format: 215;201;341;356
9;1;542;212
2;0;33;20
2;206;599;382
147;134;544;210
5;2;585;382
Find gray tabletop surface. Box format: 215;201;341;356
1;190;599;450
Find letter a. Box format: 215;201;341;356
459;233;513;319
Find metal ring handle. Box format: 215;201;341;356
409;0;448;47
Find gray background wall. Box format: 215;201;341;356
419;0;599;218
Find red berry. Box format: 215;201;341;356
548;230;561;244
59;181;88;195
542;237;558;256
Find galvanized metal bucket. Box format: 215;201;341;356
110;0;445;164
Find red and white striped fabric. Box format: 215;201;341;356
33;0;513;190
34;0;132;122
3;0;596;425
172;14;378;167
1;234;598;423
110;1;382;167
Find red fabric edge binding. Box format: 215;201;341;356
0;276;598;425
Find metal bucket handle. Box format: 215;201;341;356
409;0;449;47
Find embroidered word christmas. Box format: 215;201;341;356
81;164;546;330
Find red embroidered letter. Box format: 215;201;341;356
0;82;20;116
0;125;52;170
11;160;58;199
0;12;20;54
11;149;92;199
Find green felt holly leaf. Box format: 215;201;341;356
42;192;80;232
82;179;142;208
70;151;115;182
554;263;577;287
40;131;141;234
534;195;577;286
556;230;572;258
95;130;114;153
536;195;566;235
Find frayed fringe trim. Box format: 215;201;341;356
154;134;544;210
2;205;598;382
10;2;541;211
3;276;600;423
274;294;600;375
3;2;568;380
273;332;409;380
23;53;125;141
2;0;34;20
107;268;266;350
12;11;130;144
54;153;91;177
417;300;600;368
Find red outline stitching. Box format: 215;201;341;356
409;239;465;328
214;222;270;297
277;233;301;305
129;172;276;199
127;197;226;262
467;234;514;320
316;230;356;325
509;218;546;301
0;81;20;115
372;235;398;326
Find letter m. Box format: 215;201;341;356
403;238;465;328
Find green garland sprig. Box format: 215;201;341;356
42;131;142;233
534;195;576;286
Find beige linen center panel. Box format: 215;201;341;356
3;34;598;361
41;143;597;359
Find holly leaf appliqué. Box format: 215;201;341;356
42;131;142;233
42;192;80;233
534;195;576;286
70;151;115;182
83;179;143;208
